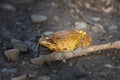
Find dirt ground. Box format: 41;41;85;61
0;0;120;80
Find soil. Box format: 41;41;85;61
0;0;120;80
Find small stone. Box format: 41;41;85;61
81;79;86;80
2;68;17;73
91;17;101;22
43;31;54;36
4;49;20;61
31;14;48;23
99;71;107;77
25;40;38;52
73;63;86;77
115;60;119;63
75;21;88;30
21;61;26;65
108;25;118;30
28;72;36;78
0;4;16;11
11;39;28;52
51;2;56;7
28;74;35;78
91;26;106;33
52;70;57;73
62;59;66;63
53;16;60;22
68;62;73;67
71;15;79;19
37;76;50;80
11;0;33;4
104;64;113;68
11;74;27;80
85;2;91;9
115;66;120;70
102;7;113;13
70;9;75;13
88;72;92;74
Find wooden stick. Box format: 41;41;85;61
31;40;120;65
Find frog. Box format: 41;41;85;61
38;30;92;52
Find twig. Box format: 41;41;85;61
79;10;103;28
31;40;120;65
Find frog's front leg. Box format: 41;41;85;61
39;41;57;51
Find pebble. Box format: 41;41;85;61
43;31;54;36
37;76;50;80
11;0;33;4
53;16;60;22
104;64;120;70
21;60;26;65
28;73;35;78
62;59;66;63
28;71;36;78
104;64;113;68
0;4;16;11
51;2;56;7
25;40;38;52
31;14;48;23
52;70;57;73
91;17;101;22
2;68;17;73
11;39;28;52
11;74;27;80
4;49;20;61
91;25;106;33
70;9;75;13
80;79;86;80
68;62;73;67
75;21;88;30
99;71;107;77
102;7;113;13
108;25;118;30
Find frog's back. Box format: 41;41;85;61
50;30;85;52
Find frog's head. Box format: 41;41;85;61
37;34;50;48
37;34;57;51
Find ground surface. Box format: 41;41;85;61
0;0;120;80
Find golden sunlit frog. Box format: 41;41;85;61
38;30;92;52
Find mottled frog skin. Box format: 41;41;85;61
38;30;92;52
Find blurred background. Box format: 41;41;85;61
0;0;120;80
